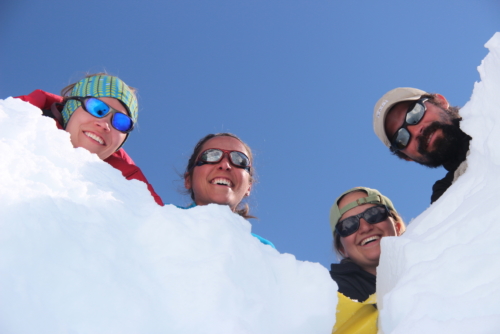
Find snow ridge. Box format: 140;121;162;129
0;97;336;334
377;32;500;333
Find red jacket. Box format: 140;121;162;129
16;89;164;206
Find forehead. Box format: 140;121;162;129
201;136;248;154
338;191;375;219
384;101;412;138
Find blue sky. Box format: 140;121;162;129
1;0;499;268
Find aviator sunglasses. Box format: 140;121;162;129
390;98;428;152
66;97;134;133
196;148;251;172
335;205;391;238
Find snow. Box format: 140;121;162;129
377;32;500;333
0;98;337;333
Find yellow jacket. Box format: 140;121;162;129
332;292;377;334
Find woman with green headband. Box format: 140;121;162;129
328;187;405;334
15;73;163;205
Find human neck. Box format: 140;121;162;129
362;266;377;276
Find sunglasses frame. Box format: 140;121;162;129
335;204;391;238
390;98;429;152
66;96;134;133
195;148;251;172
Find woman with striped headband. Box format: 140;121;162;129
15;73;163;205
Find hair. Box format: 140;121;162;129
184;133;256;219
391;93;461;160
332;191;406;259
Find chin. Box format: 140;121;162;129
209;198;232;207
365;250;381;260
93;151;107;159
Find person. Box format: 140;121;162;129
373;87;472;203
329;187;405;333
182;133;275;248
15;73;163;205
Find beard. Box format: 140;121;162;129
416;120;469;168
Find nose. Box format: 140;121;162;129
407;122;423;137
357;218;374;234
94;115;112;132
217;153;232;170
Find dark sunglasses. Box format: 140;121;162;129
335;205;391;238
66;97;134;133
390;98;428;152
196;148;251;172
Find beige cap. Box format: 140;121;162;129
373;87;427;148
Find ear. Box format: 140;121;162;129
245;183;252;197
395;221;404;236
184;173;192;190
434;93;450;110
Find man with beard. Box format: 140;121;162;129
373;87;471;203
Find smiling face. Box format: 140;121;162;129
65;97;128;160
184;136;252;211
338;191;402;275
384;95;460;166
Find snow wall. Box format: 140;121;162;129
377;32;500;333
0;98;337;333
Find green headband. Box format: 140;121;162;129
61;75;138;126
329;187;397;234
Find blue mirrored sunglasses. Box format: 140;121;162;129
67;97;134;133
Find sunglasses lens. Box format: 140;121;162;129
336;217;359;237
406;102;425;125
363;206;389;224
391;100;427;151
336;205;389;237
392;128;411;150
229;151;250;168
112;112;134;132
85;98;110;118
201;149;223;162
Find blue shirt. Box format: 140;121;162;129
175;203;276;249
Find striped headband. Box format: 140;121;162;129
61;75;138;126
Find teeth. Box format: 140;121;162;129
361;236;380;246
211;178;232;186
84;132;104;145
